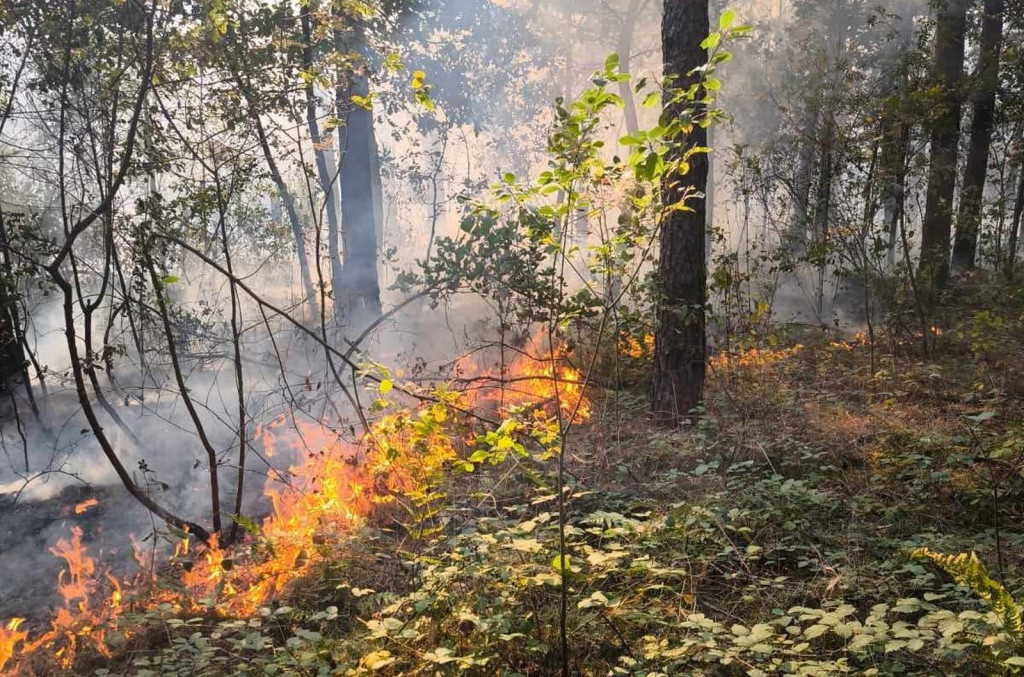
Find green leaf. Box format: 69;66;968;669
160;275;179;285
383;53;405;73
719;9;736;30
804;624;828;639
605;53;621;73
701;33;721;50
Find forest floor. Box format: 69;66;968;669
17;273;1024;676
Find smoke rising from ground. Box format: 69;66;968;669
0;0;943;619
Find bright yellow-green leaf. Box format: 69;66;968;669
719;8;736;30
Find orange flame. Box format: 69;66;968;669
74;498;99;515
0;619;27;674
4;332;592;670
51;527;96;607
710;344;804;370
459;334;592;424
619;333;654;359
4;526;123;671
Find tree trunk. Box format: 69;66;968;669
790;101;820;252
1006;164;1024;277
336;24;383;332
814;115;835;244
370;124;386;258
300;3;345;318
920;0;969;290
952;0;1004;272
618;0;643;137
0;208;27;386
652;0;708;427
880;9;914;269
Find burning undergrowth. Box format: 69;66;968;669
0;334;591;675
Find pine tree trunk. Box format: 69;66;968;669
920;0;969;290
881;120;910;268
652;0;708;427
952;0;1004;271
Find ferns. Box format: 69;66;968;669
914;548;1024;671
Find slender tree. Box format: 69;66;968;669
300;2;346;316
920;0;969;290
652;0;709;427
1007;166;1024;275
953;0;1005;271
879;7;915;269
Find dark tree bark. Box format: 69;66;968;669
881;118;910;267
0;209;27;387
952;0;1004;271
652;0;708;427
920;0;969;290
41;0;212;543
336;23;382;332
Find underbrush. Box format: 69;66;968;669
21;277;1024;676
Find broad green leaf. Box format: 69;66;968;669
719;8;736;30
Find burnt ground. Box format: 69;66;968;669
0;484;170;627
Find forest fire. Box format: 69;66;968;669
456;335;592;424
0;620;27;674
709;344;805;370
72;499;98;515
619;333;654;359
0;527;124;673
0;337;589;674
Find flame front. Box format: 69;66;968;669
459;334;592;424
0;619;27;674
0;333;591;672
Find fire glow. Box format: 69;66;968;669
0;338;590;674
